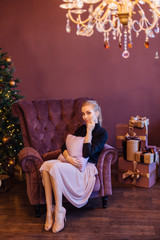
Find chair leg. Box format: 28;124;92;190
102;195;108;209
34;204;41;217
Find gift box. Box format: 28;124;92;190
123;136;141;161
146;146;160;178
135;152;155;164
116;123;148;149
118;157;156;188
135;146;159;165
129;116;149;129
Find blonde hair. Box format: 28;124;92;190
82;100;103;126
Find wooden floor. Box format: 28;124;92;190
0;177;160;240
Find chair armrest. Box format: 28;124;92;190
18;147;43;173
42;149;61;161
100;144;118;165
96;144;118;196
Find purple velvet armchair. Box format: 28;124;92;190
12;98;117;217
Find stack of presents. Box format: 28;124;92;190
116;116;160;188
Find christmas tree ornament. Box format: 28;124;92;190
6;57;12;63
2;136;10;143
8;159;15;166
0;48;24;175
9;80;16;87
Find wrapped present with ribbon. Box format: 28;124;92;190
118;157;156;188
116;123;148;150
135;146;159;165
129;115;149;129
145;146;159;178
122;133;141;161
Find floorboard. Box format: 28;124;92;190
0;177;160;240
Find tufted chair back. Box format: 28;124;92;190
12;98;88;156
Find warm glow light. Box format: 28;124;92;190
60;0;160;58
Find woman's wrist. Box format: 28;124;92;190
66;155;72;162
84;131;92;143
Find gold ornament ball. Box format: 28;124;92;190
8;159;15;166
2;136;10;143
9;80;16;87
6;57;12;63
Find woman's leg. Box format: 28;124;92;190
50;176;66;233
41;170;55;231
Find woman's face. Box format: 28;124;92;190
81;104;99;124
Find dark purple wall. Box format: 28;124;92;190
1;0;160;147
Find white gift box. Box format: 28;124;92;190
135;151;159;164
123;139;141;161
129;116;149;129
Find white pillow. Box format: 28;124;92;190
58;134;88;172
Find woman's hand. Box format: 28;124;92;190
66;156;83;170
86;120;95;133
84;120;95;144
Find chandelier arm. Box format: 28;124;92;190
94;1;118;22
154;8;160;18
68;10;90;24
139;13;158;30
132;2;159;32
132;20;143;32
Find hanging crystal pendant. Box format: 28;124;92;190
66;14;71;33
154;51;159;60
144;41;149;48
112;30;116;40
122;28;130;59
128;30;132;48
155;23;159;34
122;50;130;58
128;42;132;48
104;32;110;49
144;36;149;48
104;41;110;49
66;22;71;33
146;30;155;38
119;42;122;49
76;24;80;35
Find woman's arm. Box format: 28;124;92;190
62;150;83;170
84;121;95;143
83;128;108;158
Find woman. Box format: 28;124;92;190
39;100;108;233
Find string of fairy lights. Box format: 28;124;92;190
0;51;24;175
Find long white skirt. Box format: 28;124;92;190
39;160;98;208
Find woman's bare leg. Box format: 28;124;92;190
50;176;66;233
41;170;55;231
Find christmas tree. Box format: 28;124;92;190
0;48;24;175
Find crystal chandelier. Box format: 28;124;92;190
60;0;160;58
